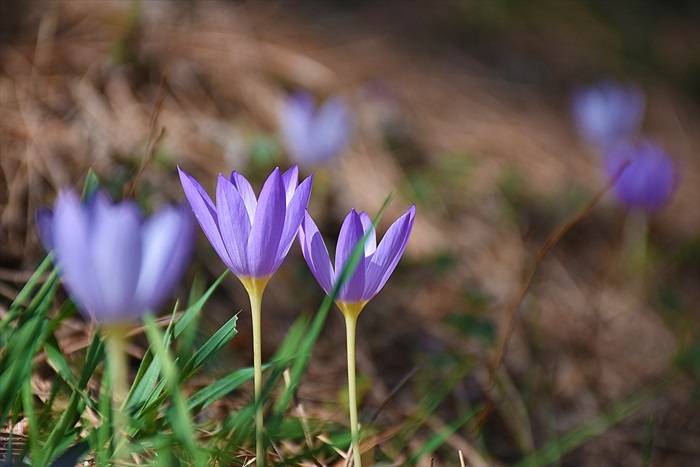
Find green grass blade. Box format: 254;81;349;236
187;367;255;411
407;406;481;465
143;313;204;466
81;168;100;199
181;314;238;378
516;390;652;467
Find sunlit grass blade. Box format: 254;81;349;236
41;332;103;465
0;280;57;429
1;255;53;332
188;367;255;411
143;313;205;466
21;378;39;463
128;272;227;413
95;366;112;466
181;314;238;378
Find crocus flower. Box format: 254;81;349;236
37;188;194;459
280;91;351;165
605;140;677;213
299;207;415;311
178;165;312;466
36;190;194;322
572;82;645;149
299;206;415;467
178;166;312;282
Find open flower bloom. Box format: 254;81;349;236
572;82;645;149
36;190;194;322
281;91;351;165
178;166;312;281
605;140;678;213
299;206;415;316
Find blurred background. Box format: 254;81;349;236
1;1;699;465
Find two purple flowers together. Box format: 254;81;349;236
38;165;414;359
40;165;414;466
572;82;678;213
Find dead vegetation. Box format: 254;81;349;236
1;1;699;465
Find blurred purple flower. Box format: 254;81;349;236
179;166;312;279
36;190;194;322
605;140;677;213
280;92;351;165
572;82;645;148
299;206;415;305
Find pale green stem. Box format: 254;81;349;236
103;324;130;462
623;210;649;286
242;277;269;467
344;312;362;467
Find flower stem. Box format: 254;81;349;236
103;324;130;462
344;313;362;467
242;277;270;467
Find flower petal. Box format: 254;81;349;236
313;97;351;162
363;206;415;299
136;204;193;310
35;207;54;250
299;212;333;294
178;167;233;269
334;209;366;302
230;171;257;223
247;168;286;277
53;190;101;316
90;199;142;321
216;174;251;275
282;166;299;204
276;175;313;266
281;92;314;163
359;211;376;256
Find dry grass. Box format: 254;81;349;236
1;1;699;465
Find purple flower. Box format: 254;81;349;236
178;166;312;279
36;190;194;322
572;82;645;148
605;140;678;213
280;92;351;165
299;206;415;305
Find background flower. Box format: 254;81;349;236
605;140;678;212
572;82;645;149
280;92;352;165
37;190;194;322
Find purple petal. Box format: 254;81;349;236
216;174;251;276
178;167;233;270
281;93;314;163
276;175;313;266
90;199;142;321
605;141;677;212
572;82;645;148
136;204;194;310
299;212;334;294
363;206;415;300
334;209;366;302
53;190;101;316
282;166;299;204
36;207;54;250
246;168;286;277
230;171;257;223
313;97;351;162
358;211;376;256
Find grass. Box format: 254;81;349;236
0;168;672;466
